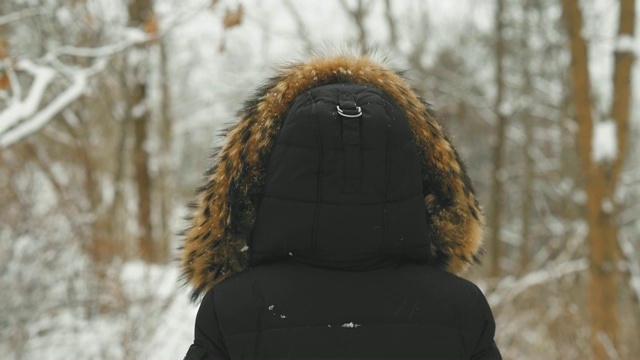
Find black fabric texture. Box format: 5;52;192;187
193;263;500;359
185;83;501;359
249;83;430;270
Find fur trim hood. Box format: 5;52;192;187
180;52;484;300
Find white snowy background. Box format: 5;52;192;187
1;0;639;359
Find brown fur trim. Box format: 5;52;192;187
180;52;484;300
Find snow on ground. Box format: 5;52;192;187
1;259;197;360
122;262;198;360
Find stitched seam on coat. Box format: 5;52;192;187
259;193;424;206
230;321;476;337
273;141;413;151
381;99;393;249
309;91;323;253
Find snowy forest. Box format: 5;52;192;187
1;0;639;358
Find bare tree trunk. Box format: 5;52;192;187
520;113;533;271
562;0;635;356
127;0;156;263
132;86;154;262
339;0;369;50
518;0;536;273
488;0;507;278
0;34;8;92
383;0;398;49
156;39;173;262
283;0;313;53
609;0;636;353
59;111;120;263
109;97;129;235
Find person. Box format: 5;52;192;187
181;51;501;359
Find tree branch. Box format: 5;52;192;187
0;72;87;148
0;7;48;26
0;60;56;135
283;0;313;53
488;259;588;306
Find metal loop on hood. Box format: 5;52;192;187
336;105;362;118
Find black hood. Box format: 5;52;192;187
250;83;430;270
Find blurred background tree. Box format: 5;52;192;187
0;0;638;358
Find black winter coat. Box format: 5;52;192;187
185;263;499;359
181;53;501;359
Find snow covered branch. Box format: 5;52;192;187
487;259;588;307
0;60;56;136
0;2;204;149
0;7;48;26
0;73;87;148
0;26;143;148
0;58;108;148
51;28;150;59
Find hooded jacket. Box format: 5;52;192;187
182;52;500;359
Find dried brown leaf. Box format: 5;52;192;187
223;4;243;29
